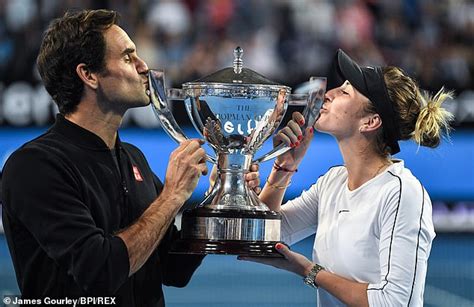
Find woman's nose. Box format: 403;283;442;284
324;93;333;103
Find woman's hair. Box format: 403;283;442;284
37;9;119;115
365;66;454;156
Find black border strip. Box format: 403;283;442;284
367;171;426;307
367;171;402;291
408;182;425;304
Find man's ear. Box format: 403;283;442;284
76;63;98;90
359;114;382;133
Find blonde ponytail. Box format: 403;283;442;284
378;67;455;154
413;88;454;148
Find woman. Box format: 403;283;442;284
240;49;454;306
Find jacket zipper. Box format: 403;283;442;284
113;145;130;225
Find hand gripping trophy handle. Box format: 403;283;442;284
147;70;217;164
253;77;327;163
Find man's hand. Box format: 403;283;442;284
238;243;314;277
162;139;208;203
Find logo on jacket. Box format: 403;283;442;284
133;165;143;182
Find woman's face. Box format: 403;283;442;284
315;80;371;139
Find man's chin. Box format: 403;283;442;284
129;96;151;108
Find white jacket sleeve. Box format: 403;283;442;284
280;182;319;246
367;175;435;307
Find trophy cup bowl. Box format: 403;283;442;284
148;47;326;257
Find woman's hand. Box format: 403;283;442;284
245;163;261;194
238;243;314;277
208;163;261;195
274;112;314;170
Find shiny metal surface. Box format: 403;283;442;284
253;77;326;163
148;70;187;144
183;87;288;154
148;70;216;163
148;48;326;255
182;216;281;242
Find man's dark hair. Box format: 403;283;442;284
37;9;119;115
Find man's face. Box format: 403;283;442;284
96;25;150;112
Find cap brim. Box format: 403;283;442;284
327;49;401;155
327;49;369;98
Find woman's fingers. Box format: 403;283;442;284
275;242;291;259
246;164;261;193
276;126;298;147
292;111;305;126
250;163;259;172
287;120;303;146
302;126;315;146
274;112;306;148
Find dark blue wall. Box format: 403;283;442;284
1;127;473;201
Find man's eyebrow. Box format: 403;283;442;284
121;47;135;56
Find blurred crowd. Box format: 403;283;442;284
1;0;473;90
0;0;473;230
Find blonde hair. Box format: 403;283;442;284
412;88;454;147
365;66;454;155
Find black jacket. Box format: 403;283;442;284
1;114;204;306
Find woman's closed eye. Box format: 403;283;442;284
338;88;350;96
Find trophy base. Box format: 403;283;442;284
171;208;283;257
171;238;284;257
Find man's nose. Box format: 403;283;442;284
136;56;149;74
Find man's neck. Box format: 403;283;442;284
65;104;123;149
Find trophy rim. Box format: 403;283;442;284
170;238;285;257
182;207;282;219
182;82;291;93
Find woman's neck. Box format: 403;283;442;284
338;139;391;191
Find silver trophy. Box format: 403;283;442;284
148;47;326;257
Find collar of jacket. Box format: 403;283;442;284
51;113;122;151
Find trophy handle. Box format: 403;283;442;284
148;69;217;164
252;77;326;164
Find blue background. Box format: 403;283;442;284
1;127;473;307
2;127;473;202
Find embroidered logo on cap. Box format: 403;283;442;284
133;165;143;182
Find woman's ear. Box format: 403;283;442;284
359;114;382;133
76;63;99;90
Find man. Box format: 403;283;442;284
1;9;259;306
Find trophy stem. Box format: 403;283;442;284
170;151;283;257
200;152;267;211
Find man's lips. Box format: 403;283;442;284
144;82;151;96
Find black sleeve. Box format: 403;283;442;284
152;173;205;287
1;148;130;295
158;225;205;287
